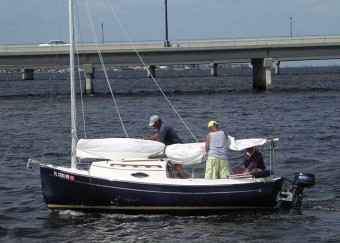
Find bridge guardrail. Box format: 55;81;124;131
2;35;340;52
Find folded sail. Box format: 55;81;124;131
165;143;206;165
229;138;270;151
76;138;165;160
165;137;274;165
76;137;276;163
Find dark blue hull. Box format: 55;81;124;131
40;165;284;214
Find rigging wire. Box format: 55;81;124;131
41;0;67;162
41;70;57;163
84;0;129;138
74;1;87;139
106;0;199;143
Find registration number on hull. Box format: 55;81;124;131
53;171;75;181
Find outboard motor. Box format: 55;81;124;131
291;173;315;207
278;173;315;208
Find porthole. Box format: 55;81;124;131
131;172;149;178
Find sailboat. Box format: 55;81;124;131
27;0;315;214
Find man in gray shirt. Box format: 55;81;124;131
146;115;186;179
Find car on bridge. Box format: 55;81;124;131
39;40;69;46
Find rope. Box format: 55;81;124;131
106;0;199;143
74;1;87;139
41;70;57;163
84;0;129;138
41;1;67;162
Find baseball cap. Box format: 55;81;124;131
208;120;218;128
149;115;160;126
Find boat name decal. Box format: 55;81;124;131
53;171;75;181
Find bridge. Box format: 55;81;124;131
1;35;340;92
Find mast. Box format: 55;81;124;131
69;0;77;168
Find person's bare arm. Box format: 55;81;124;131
144;133;158;140
150;133;158;140
205;134;210;152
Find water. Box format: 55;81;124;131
1;66;340;242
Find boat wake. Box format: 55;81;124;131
309;204;340;211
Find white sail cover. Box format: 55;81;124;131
164;136;231;165
76;137;276;164
165;142;206;165
229;137;270;151
164;137;276;165
76;138;165;160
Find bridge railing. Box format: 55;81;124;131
174;35;340;48
1;35;340;54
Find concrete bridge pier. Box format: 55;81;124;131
21;68;34;80
147;65;156;78
210;63;217;76
251;58;272;91
275;60;280;75
83;64;94;95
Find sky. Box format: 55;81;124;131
1;0;340;65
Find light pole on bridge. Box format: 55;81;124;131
290;15;293;38
164;0;170;47
101;22;104;44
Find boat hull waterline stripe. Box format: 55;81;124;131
47;204;272;211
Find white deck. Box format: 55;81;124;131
45;158;272;186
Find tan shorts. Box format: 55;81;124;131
205;156;230;179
